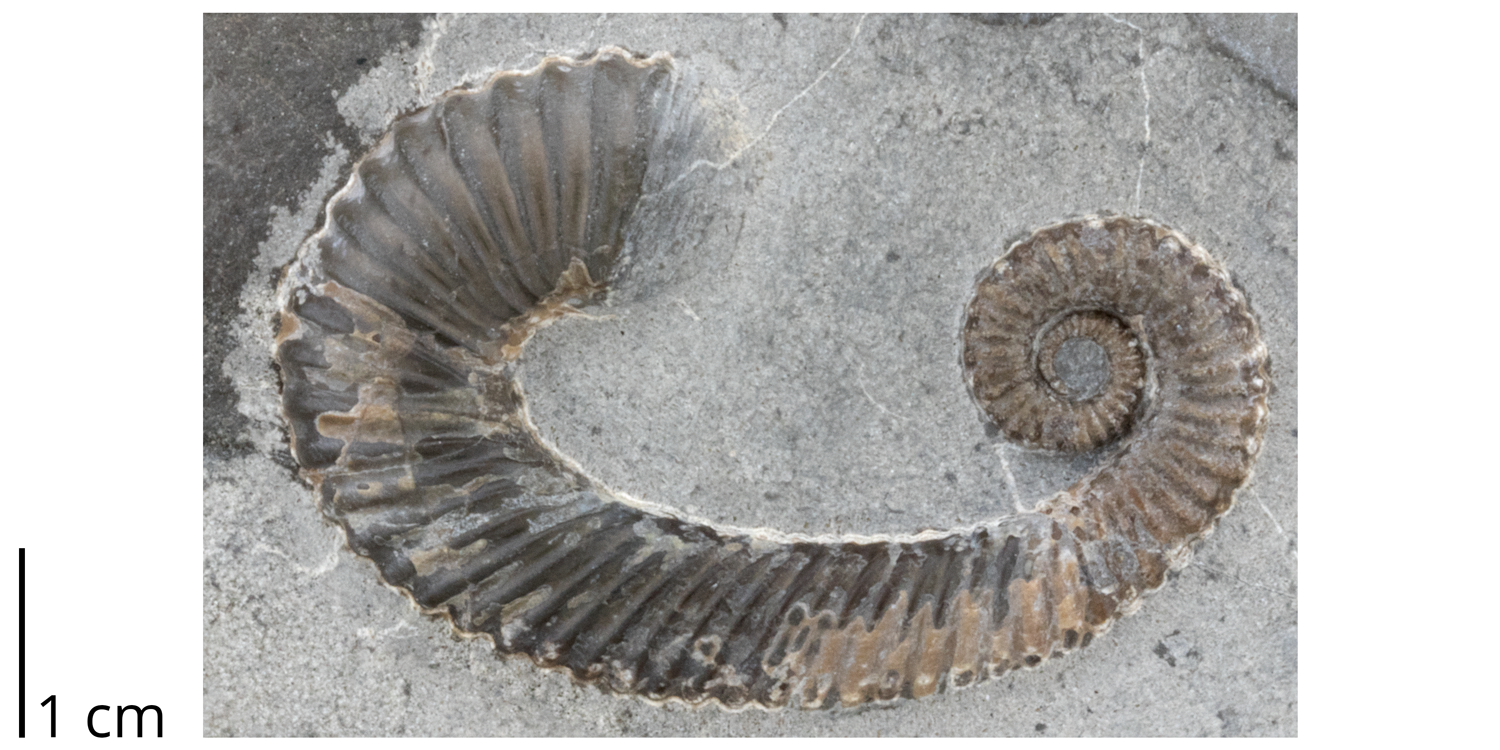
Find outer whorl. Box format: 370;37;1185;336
274;50;1271;710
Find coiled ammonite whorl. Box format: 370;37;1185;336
274;49;1270;710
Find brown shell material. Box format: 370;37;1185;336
273;49;1270;710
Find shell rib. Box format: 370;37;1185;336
273;49;1270;710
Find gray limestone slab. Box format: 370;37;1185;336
204;12;1296;736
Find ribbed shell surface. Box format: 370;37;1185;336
273;50;1271;710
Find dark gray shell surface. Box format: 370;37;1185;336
273;48;1270;710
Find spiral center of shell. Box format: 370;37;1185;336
1034;310;1143;407
1047;336;1109;400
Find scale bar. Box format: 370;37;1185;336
18;548;24;739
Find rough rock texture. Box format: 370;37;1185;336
205;14;427;458
1191;14;1297;105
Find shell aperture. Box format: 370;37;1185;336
273;49;1270;710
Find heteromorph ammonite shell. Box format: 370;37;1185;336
273;48;1270;710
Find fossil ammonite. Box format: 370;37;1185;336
273;48;1270;710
